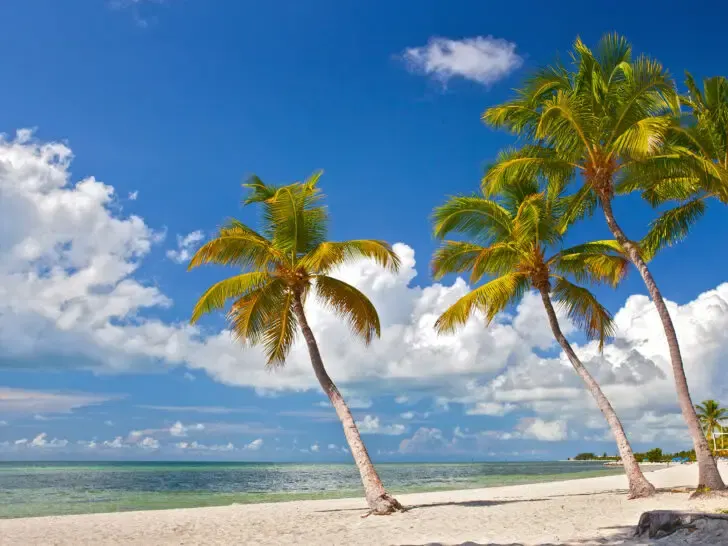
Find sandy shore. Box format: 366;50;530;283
1;463;726;545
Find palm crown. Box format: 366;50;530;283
431;180;628;348
481;34;679;242
696;400;728;433
188;172;400;364
617;74;728;256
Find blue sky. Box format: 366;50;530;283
1;0;727;462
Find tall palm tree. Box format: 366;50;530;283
481;33;725;490
188;173;404;514
696;400;728;452
431;180;656;498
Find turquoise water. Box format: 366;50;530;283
0;461;623;519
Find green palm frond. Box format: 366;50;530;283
431;241;486;279
242;174;278;205
300;240;400;274
268;182;328;257
191;271;272;323
187;221;281;271
551;276;615;349
640;198;707;261
552;251;628;287
610;116;673;159
556;182;597;232
314;275;380;344
432;195;513;241
262;289;298;366
482;146;578;198
435;272;528;333
227;278;287;346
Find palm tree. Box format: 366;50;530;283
188;173;404;514
481;33;725;490
696;400;728;452
618;74;728;260
431;180;656;498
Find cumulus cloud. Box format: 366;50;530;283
166;230;204;264
399;427;450;454
356;415;406;436
138;436;160;449
169;421;204;437
175;441;234;452
402;36;523;86
3;130;728;450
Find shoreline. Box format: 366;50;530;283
1;462;725;545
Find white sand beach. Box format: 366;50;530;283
1;462;726;545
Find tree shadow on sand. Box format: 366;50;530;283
315;498;550;513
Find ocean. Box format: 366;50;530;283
0;461;623;518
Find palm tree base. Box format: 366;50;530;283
627;480;656;499
690;487;728;499
365;493;406;516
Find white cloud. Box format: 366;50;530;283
14;438;27;445
310;443;320;453
103;436;125;449
104;420;114;426
166;230;204;264
356;415;406;436
169;421;204;437
25;432;69;448
399;427;450;454
175;441;234;452
327;443;338;450
244;438;263;451
128;191;138;201
3;130;728;450
0;387;120;415
402;36;523;86
515;418;568;442
400;411;414;420
138;436;159;449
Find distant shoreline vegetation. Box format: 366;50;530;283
570;449;705;463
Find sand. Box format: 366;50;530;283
1;462;726;545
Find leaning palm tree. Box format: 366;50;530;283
188;173;404;514
481;33;725;490
431;180;656;498
696;400;728;452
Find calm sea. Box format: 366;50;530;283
0;461;622;518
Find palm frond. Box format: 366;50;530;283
190;271;271;323
552;276;615;349
435;272;528;333
640;198;706;260
262;289;298;366
551;245;628;288
187;221;281;271
300;240;400;275
482;146;577;198
268;181;328;257
432;195;513;241
227;278;288;346
314;275;381;344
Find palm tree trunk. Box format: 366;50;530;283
600;197;725;491
291;292;404;514
537;287;655;498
